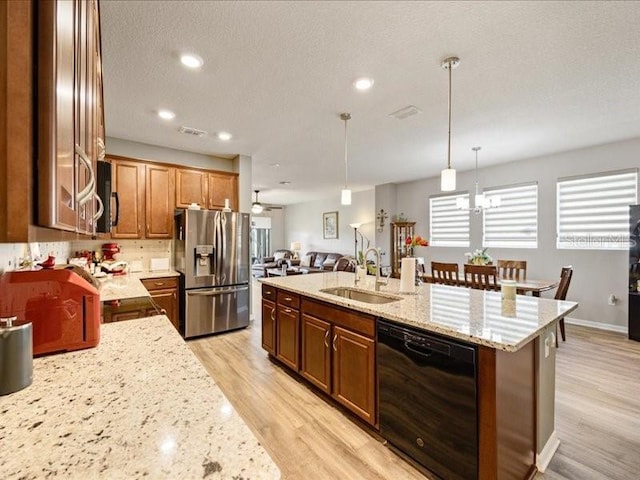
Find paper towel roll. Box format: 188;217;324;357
400;257;416;293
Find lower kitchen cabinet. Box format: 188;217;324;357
262;298;276;355
276;304;300;371
301;314;331;393
141;277;178;330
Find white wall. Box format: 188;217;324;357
284;189;376;259
394;137;640;330
106;137;234;171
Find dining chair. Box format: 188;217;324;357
431;262;460;286
497;259;527;281
463;264;499;291
554;265;573;346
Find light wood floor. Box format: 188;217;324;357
189;284;640;480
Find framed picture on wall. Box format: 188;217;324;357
323;211;339;239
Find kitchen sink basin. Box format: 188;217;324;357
319;287;401;304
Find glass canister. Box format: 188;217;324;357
0;316;33;396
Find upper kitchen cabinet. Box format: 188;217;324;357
37;0;105;236
208;171;238;211
175;168;207;209
110;156;174;239
175;167;238;211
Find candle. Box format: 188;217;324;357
501;280;516;301
224;198;230;210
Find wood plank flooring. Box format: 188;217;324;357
189;283;640;479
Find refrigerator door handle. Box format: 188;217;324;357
187;286;249;296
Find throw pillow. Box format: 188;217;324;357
273;251;286;261
300;255;312;268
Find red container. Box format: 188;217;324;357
0;270;100;356
102;243;120;261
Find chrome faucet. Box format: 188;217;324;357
363;247;389;291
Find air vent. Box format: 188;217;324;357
389;105;422;120
179;126;208;137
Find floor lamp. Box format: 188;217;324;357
349;223;362;266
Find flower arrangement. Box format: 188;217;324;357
465;248;492;265
404;235;428;257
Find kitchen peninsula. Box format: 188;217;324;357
1;316;280;479
260;272;578;480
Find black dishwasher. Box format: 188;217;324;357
378;320;478;480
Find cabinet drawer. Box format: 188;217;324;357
141;276;178;292
262;284;276;300
301;298;375;338
277;290;300;309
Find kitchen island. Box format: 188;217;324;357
1;315;280;479
260;272;578;480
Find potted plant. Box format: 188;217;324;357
465;248;492;265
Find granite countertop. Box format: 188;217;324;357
260;272;578;352
0;315;280;479
98;270;180;301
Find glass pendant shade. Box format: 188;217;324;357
251;203;263;214
441;168;456;191
341;188;352;205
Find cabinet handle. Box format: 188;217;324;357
284;297;292;301
332;334;337;352
172;292;176;299
324;330;329;348
284;308;292;314
76;144;96;206
92;192;104;223
265;291;272;295
147;224;150;235
270;308;275;321
155;282;165;286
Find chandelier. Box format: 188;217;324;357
457;147;500;214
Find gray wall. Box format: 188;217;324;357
106;137;234;171
394;137;640;330
284;189;376;259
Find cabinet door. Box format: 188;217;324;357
150;289;178;330
301;314;331;394
261;299;276;355
145;164;174;238
332;326;376;425
276;305;300;371
111;159;144;238
175;168;207;208
208;172;238;210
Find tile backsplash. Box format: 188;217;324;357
71;239;172;271
0;242;71;273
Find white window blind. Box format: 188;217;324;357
429;193;470;247
557;169;638;250
483;183;538;248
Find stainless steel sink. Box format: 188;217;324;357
320;287;401;304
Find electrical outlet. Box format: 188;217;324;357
608;294;618;306
544;336;550;358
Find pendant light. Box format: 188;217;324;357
440;56;460;192
340;113;352;205
251;190;263;214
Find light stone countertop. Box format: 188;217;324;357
98;270;180;301
0;315;280;480
260;272;578;352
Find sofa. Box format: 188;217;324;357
251;249;294;277
288;251;350;274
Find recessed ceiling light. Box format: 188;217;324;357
269;163;281;168
217;132;232;141
180;53;204;69
279;181;291;186
158;109;175;120
353;77;374;91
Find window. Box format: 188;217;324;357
557;169;638;250
483;183;538;248
429;193;470;247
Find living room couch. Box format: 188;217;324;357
251;249;294;278
288;251;349;274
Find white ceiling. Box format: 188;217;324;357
101;1;640;205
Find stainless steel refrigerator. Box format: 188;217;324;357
174;210;250;338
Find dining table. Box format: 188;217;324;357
420;274;559;297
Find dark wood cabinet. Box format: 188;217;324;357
301;314;331;394
262;298;276;355
276;304;300;371
262;287;376;427
141;277;178;330
332;326;376;424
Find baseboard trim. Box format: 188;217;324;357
536;430;560;472
565;317;627;334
